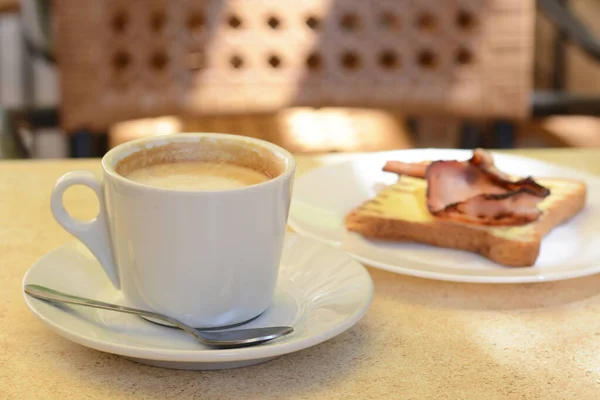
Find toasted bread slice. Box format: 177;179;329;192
345;176;587;267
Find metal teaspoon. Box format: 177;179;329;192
24;284;293;349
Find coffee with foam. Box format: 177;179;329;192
124;161;269;190
115;137;284;191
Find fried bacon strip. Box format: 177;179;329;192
382;149;551;226
382;160;428;179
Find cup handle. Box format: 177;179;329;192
50;170;120;289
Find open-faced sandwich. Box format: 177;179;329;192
345;149;587;267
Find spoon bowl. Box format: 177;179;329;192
24;284;293;348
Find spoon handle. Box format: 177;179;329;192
24;284;206;342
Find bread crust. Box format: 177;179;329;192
345;179;587;267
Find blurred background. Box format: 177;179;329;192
0;0;599;159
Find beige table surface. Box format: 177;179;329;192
2;148;600;399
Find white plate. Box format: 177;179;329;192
289;149;600;283
22;233;373;370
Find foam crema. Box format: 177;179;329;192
114;137;286;191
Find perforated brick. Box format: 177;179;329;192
55;0;534;131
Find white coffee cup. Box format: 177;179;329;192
51;133;295;328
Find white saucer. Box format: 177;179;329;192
22;233;373;370
289;149;600;284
